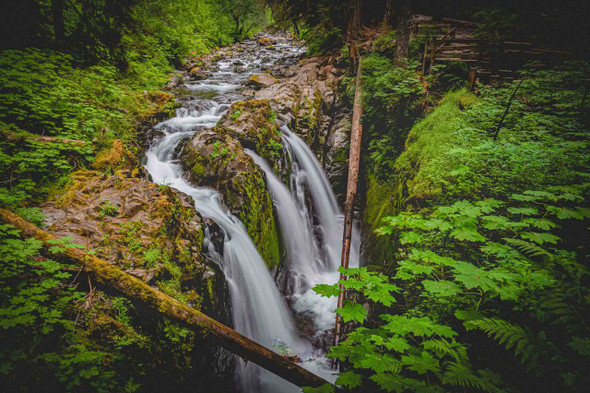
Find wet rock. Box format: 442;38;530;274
167;72;183;89
190;67;208;80
180;128;281;269
216;99;282;162
257;36;276;46
247;73;277;88
254;57;350;201
41;171;207;285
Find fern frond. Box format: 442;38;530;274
467;318;538;363
441;362;502;392
422;339;467;362
503;237;551;258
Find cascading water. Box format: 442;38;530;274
281;126;360;333
144;35;353;392
246;150;322;294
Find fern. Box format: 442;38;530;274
441;362;502;392
422;339;467;362
464;318;536;367
503;237;551;258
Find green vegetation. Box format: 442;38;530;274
2;1;590;392
320;33;590;393
0;0;269;209
0;1;266;391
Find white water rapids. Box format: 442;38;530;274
144;36;359;392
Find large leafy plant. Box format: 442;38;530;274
309;185;589;392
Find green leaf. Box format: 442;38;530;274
451;217;486;242
359;353;400;373
568;337;590;357
335;301;367;323
422;280;462;297
336;371;362;389
385;337;411;353
400;351;440;375
313;284;341;298
520;231;560;245
547;206;585;220
508;207;538;216
339;278;365;290
399;231;422;245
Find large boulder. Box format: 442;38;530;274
180;128;281;269
216;99;282;163
254;58;350;201
41;170;225;311
247;73;278;89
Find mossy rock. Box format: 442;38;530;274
92;139;141;173
393;90;474;207
180;128;281;269
41;171;221;310
217;99;282;164
247;73;277;88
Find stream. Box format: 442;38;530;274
144;34;359;393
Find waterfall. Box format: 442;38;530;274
248;128;361;334
143;35;345;392
246;149;322;295
145;116;308;393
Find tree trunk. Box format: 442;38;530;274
0;208;335;391
52;0;65;44
394;0;411;68
345;0;362;60
346;0;362;43
334;59;363;348
383;0;394;26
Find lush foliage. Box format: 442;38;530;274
0;1;266;391
0;225;227;392
312;185;589;392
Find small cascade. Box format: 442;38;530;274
144;35;349;392
251;127;361;334
246;150;322;295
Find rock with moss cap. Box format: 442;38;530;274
41;169;227;311
216;99;282;163
247;73;278;89
180;128;281;269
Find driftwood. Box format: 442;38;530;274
0;208;335;390
335;60;364;348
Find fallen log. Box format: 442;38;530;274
0;208;335;390
0;130;87;145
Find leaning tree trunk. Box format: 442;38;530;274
0;208;335;391
394;0;412;68
334;59;363;348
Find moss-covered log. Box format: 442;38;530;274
0;208;334;390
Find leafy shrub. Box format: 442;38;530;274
310;185;589;392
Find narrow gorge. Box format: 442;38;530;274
2;2;588;393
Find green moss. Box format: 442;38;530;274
222;99;283;164
393;89;473;206
363;174;401;266
227;170;280;269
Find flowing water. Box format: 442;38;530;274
144;35;357;392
